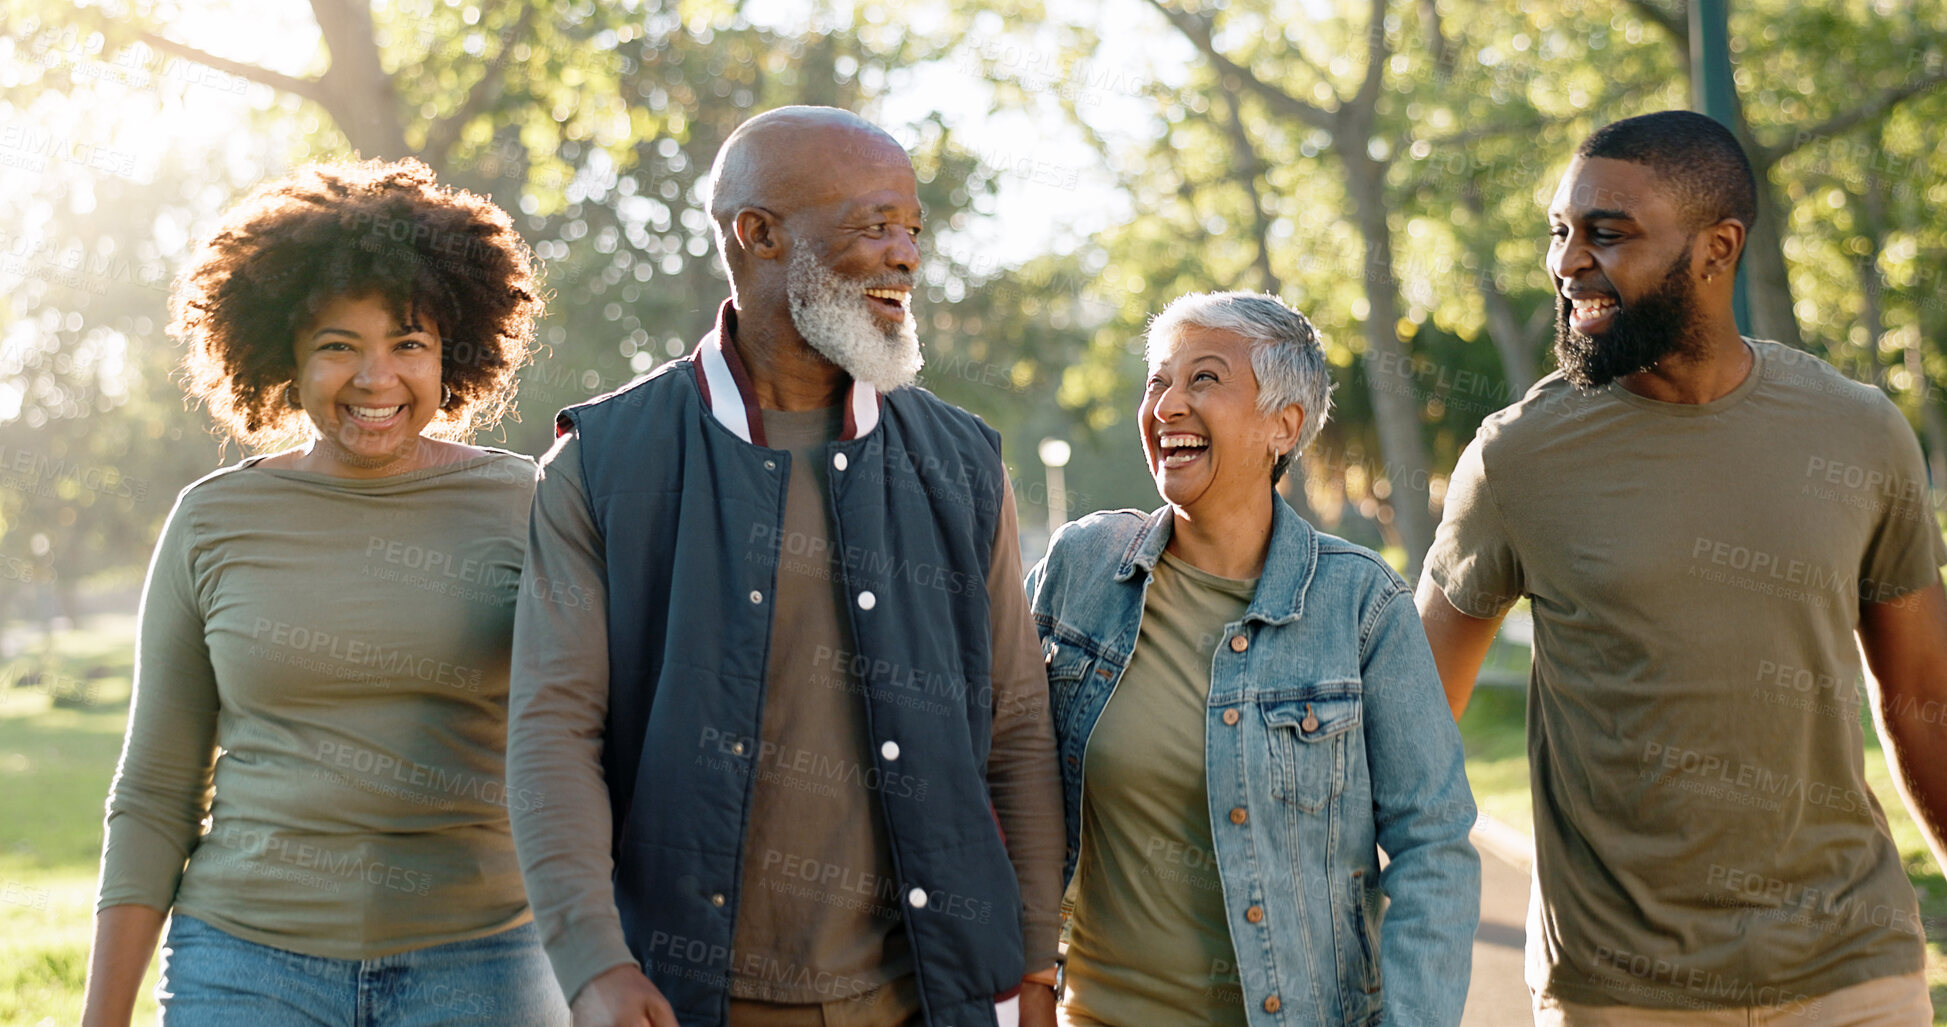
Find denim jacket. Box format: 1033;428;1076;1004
1024;500;1479;1027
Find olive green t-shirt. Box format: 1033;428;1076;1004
1064;550;1253;1027
1426;341;1947;1009
97;451;539;958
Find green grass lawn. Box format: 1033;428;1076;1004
1;617;161;1026
1459;640;1947;1023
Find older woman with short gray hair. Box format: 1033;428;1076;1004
1027;291;1479;1025
1144;291;1335;485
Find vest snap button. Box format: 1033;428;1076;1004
881;740;900;761
833;452;849;471
857;590;876;610
907;887;928;908
749;590;763;604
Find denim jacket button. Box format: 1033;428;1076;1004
1301;712;1319;732
1228;634;1248;652
1245;905;1264;923
1262;995;1282;1013
1228;807;1248;825
1222;708;1240;726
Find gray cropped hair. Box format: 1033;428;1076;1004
1145;291;1335;485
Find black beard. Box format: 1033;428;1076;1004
1553;249;1702;389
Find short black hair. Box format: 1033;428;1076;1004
1579;110;1758;240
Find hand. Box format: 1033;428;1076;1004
570;964;678;1027
1017;980;1058;1027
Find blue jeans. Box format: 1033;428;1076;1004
157;914;569;1027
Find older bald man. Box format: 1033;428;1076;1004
507;107;1064;1027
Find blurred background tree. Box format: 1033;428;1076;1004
965;0;1945;566
1;0;1942;624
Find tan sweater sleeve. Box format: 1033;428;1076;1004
97;493;220;913
507;432;637;1004
985;476;1066;972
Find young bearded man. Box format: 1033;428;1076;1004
1418;110;1947;1025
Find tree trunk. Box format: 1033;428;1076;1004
1342;151;1435;569
309;0;409;160
1923;401;1947;499
1742;168;1803;348
1461;182;1537;393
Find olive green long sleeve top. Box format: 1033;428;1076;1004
96;452;540;957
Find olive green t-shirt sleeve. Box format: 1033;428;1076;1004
1858;401;1947;603
1425;434;1526;619
507;433;637;1005
98;494;220;912
986;476;1066;973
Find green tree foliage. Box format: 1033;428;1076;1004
2;0;1942;600
0;0;1078;607
968;0;1944;567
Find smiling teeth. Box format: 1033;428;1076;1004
347;405;403;420
1158;434;1207;449
864;288;910;304
1572;297;1617;319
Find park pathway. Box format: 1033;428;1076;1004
1463;828;1533;1026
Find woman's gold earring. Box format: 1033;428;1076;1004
442;383;454;408
285;384;302;409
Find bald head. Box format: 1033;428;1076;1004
708;107;912;233
702;106;924;371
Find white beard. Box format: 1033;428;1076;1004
785;245;922;391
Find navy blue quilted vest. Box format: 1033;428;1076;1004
557;304;1023;1026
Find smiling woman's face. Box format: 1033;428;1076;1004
289;292;444;477
1139;326;1295;514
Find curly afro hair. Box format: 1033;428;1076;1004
173;157;542;446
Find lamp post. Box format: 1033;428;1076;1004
1038;437;1071;540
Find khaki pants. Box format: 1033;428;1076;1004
728;975;923;1027
1532;971;1932;1026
